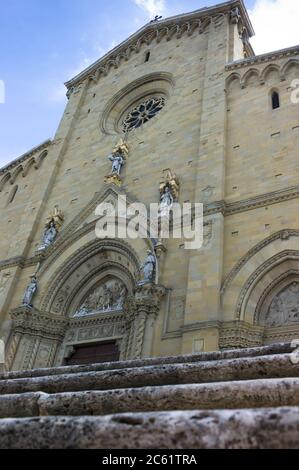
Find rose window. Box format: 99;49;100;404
123;97;165;132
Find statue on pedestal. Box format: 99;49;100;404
22;276;38;308
140;250;156;284
108;151;125;177
105;139;129;186
38;206;64;252
39;221;57;251
159;186;174;217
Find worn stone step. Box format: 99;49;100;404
0;342;293;381
1;407;299;449
0;353;297;395
0;378;299;419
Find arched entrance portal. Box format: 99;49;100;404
7;239;165;371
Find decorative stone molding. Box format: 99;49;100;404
254;269;299;326
0;140;51;176
100;72;174;136
10;307;69;341
66;2;251;94
219;321;264;349
219;320;299;349
40;239;139;315
234;250;299;321
3;181;299;274
226;45;299;72
226;58;299;92
37;186;141;272
135;283;166;312
124;284;166;360
221;230;299;296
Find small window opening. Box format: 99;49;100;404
272;91;280;109
145;51;151;63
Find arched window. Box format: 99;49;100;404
8;185;18;204
271;91;280;109
145;51;151;63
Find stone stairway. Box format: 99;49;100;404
0;343;299;449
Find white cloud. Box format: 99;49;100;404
249;0;299;54
47;40;118;104
133;0;166;18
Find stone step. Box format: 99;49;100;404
0;407;299;449
0;353;297;395
0;378;299;419
0;342;293;381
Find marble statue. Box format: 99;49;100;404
39;221;57;251
23;276;38;307
108;151;125;176
140;250;156;284
159;186;174;217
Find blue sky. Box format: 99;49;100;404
0;0;298;167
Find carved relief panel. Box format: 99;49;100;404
265;282;299;327
74;278;128;317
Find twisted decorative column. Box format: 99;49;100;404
131;284;166;360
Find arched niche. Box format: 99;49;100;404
40;239;140;316
256;271;299;327
221;230;299;323
238;254;299;324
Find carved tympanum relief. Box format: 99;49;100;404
74;278;128;317
266;282;299;327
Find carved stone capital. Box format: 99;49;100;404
135;283;166;317
10;307;69;341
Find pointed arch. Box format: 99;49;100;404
221;229;299;296
10;165;23;184
35;150;48;169
235;250;299;323
39;238;141;315
23;157;37;177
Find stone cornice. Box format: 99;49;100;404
226;44;299;71
65;1;253;91
0;140;52;175
70;311;124;328
162;319;299;345
10;307;69;340
204;183;299;217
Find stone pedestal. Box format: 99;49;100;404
104;174;122;187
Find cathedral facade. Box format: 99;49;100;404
1;0;299;372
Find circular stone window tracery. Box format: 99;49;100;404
122;97;165;133
100;73;174;135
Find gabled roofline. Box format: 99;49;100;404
0;139;52;175
65;0;254;90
